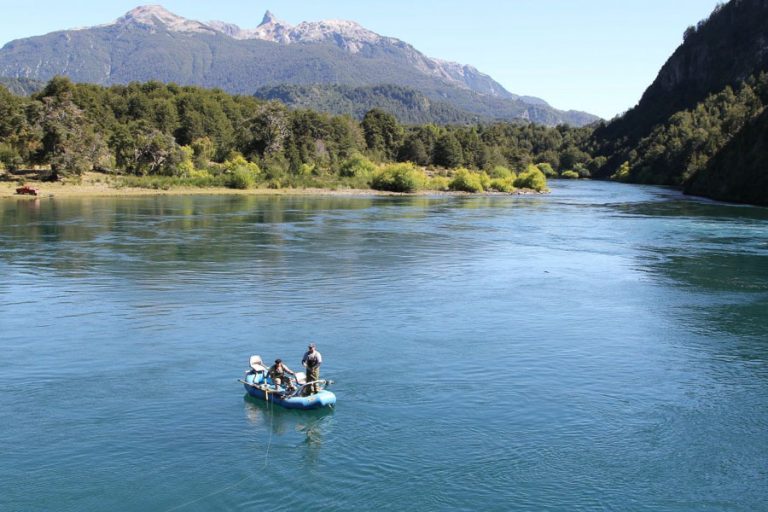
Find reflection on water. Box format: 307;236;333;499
243;395;334;448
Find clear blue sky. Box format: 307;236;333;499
1;1;723;119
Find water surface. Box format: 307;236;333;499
1;181;767;511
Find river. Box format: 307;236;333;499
1;181;766;511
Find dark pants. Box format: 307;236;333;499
305;366;320;394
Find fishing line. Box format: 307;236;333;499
163;394;275;511
162;472;252;512
264;390;274;467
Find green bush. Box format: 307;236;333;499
428;175;451;191
226;167;256;189
536;162;557;178
611;161;631;182
573;163;591;178
371;162;426;192
514;165;548;191
449;168;488;192
489;165;515;179
0;143;22;171
560;170;580;179
490;177;516;192
221;153;261;189
262;155;290;182
339;153;377;177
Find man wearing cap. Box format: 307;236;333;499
301;343;323;395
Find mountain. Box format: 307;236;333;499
0;77;43;96
255;83;598;126
590;0;768;205
255;84;483;125
0;5;598;126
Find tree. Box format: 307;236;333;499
247;101;290;158
398;136;429;165
112;122;183;176
362;109;403;160
0;87;40;170
38;93;107;179
191;137;215;168
433;132;463;168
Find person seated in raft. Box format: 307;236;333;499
268;359;297;395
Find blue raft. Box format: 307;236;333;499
240;355;336;410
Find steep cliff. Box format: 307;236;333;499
594;0;768;152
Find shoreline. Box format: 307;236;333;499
0;174;546;199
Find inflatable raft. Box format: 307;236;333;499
240;355;336;410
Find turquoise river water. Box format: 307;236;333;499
1;181;767;511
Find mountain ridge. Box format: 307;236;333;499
0;5;598;126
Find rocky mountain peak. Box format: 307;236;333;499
261;10;279;26
114;5;213;33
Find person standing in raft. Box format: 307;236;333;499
268;359;296;394
302;343;322;395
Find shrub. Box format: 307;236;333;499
428;175;451;191
611;161;631;182
371;162;426;192
339;153;377;177
175;146;196;178
490;177;516;192
536;162;557;178
299;163;315;176
478;171;491;191
489;165;515;179
190;137;214;168
514;165;548;191
226;167;256;189
448;168;485;192
222;154;261;189
0;143;22;171
560;170;580;179
186;168;217;185
223;154;261;175
573;163;591;178
262;155;290;183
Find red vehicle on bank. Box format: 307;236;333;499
15;185;39;196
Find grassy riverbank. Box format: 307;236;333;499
0;171;547;199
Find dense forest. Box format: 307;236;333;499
0;77;598;193
590;73;768;186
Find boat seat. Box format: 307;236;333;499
295;371;306;384
249;355;267;373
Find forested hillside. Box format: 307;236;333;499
0;77;43;96
256;83;598;127
255;84;482;125
684;106;768;204
589;0;768;205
